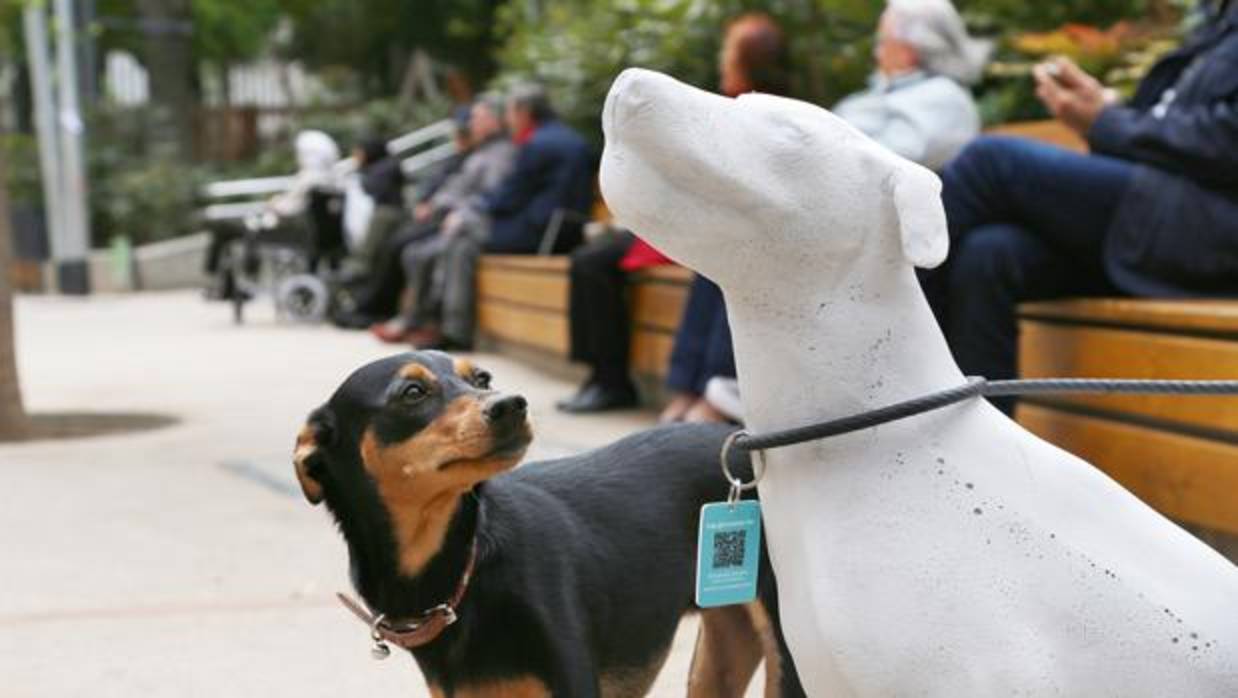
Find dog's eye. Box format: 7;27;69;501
473;371;492;390
400;383;428;401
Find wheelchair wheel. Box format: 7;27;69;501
276;274;329;323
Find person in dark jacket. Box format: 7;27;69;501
348;136;406;276
923;0;1238;414
410;83;594;350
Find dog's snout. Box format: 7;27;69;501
484;395;528;425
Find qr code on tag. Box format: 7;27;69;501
712;530;746;569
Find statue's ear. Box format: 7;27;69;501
293;406;335;505
889;164;949;269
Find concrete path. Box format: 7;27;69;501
0;291;764;697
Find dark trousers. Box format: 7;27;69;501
347;218;440;319
568;232;636;389
922;135;1135;412
667;275;736;395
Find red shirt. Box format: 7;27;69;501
513;123;537;146
619;237;671;271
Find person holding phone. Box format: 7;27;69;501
922;0;1238;414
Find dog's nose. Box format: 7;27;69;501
484;395;528;424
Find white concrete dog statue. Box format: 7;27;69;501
600;68;1238;696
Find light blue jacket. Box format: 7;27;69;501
834;70;980;171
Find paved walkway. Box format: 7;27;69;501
0;291;764;697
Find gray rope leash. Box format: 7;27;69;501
731;377;1238;453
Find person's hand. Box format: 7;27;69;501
1033;57;1116;135
441;210;462;236
414;202;433;223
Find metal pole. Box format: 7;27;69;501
54;0;92;294
22;4;67;291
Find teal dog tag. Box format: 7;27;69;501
695;500;762;608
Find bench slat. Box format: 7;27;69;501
1019;403;1238;535
1019;320;1238;436
477;301;569;355
631;329;676;378
477;268;569;313
1020;298;1238;336
632;282;689;332
478;255;570;273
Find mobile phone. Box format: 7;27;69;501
1038;61;1066;85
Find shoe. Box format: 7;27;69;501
369;321;415;344
332;309;383;330
556;382;639;414
704;377;744;422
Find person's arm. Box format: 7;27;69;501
269;172;316;217
1088;98;1238;186
481;141;548;216
1036;56;1238;186
429;158;482;213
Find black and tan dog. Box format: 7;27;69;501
294;351;804;697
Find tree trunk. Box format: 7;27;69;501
0;148;30;441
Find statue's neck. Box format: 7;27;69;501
727;262;964;432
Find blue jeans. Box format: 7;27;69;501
667;275;736;395
922;136;1135;412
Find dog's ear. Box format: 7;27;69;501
293;406;336;506
889;164;949;269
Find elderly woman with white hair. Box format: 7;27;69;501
203;130;342;301
833;0;990;171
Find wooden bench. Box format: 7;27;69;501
1016;299;1238;543
475;253;691;381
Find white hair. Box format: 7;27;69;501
885;0;992;86
293;130;341;175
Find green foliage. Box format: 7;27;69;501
91;156;210;246
495;0;881;146
286;94;454;149
0;0;23;59
961;0;1148;33
279;0;503;96
191;0;284;68
0;133;43;207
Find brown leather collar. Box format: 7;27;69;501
337;537;478;655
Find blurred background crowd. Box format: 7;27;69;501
0;0;1186;258
0;0;1233;431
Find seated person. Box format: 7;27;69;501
203;130;340;300
922;0;1238;414
833;0;990;171
395;83;595;351
332;111;475;328
554;232;671;414
370;94;518;342
346;135;406;278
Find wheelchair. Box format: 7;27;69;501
213;188;348;325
